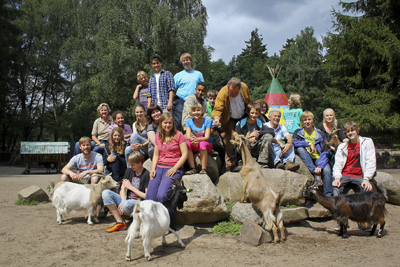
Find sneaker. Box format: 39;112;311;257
199;169;207;174
107;222;126;233
275;162;285;170
285;161;300;172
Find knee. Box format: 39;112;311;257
91;175;100;184
60;174;69;182
120;202;133;215
102;189;112;200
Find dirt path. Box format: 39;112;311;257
1;166;399;267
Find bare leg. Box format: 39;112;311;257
200;149;208;170
187;150;195;169
107;203;124;223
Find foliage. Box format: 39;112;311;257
225;198;236;212
212;218;242;236
280;203;299;209
15;198;38;205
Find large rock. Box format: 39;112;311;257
143;158;152;172
215;172;243;202
176;174;229;224
307;203;332;218
231;202;263;225
240;219;272;246
374;171;400;205
193;153;219;183
281;207;308;224
18;185;49;202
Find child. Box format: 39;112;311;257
206;89;218;119
147;54;174;112
133;71;149;113
181;82;211;128
104;127;127;182
234;102;275;167
283;93;303;136
147;113;188;203
102;152;150;232
255;99;269;123
185;103;213;175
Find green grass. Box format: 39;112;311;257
212;219;242;236
225;198;237;212
279;203;299;209
15;199;49;205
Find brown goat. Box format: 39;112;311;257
231;132;285;243
325;129;342;151
303;185;387;238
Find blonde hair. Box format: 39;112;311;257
136;71;148;84
128;151;145;165
207;89;218;98
191;103;204;116
180;53;192;62
97;103;110;114
109;127;125;154
79;136;91;145
289;94;301;109
300;111;314;122
158;113;177;143
323;108;338;128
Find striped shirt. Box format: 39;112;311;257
148;70;175;110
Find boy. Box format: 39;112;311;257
102;152;150;232
206;89;218;119
181;82;211;127
173;53;204;130
266;108;299;171
234;102;275;167
61;137;104;184
293;111;332;196
147;54;174;112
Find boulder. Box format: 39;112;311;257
176;174;229;224
215;172;243;202
17;185;49;202
307;202;332;218
193;153;219;183
143;158;152;172
281;207;308;224
240;219;272;246
231;202;263;225
295;155;314;183
374;171;400;205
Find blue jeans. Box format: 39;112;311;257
270;143;295;165
75;141;107;155
102;189;137;215
124;133;148;167
296;147;333;197
105;153;126;182
173;97;184;131
146;166;184;203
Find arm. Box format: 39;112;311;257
150;145;159;179
133;84;142;100
92;135;103;147
212;87;226;126
363;138;377;180
167;90;174;111
186;127;192;140
62;164;79;181
281;134;294;154
147;97;152;109
195;127;211;142
120;180;147;200
292;129;311;148
147;131;156;148
165;141;188;177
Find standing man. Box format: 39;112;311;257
212;77;251;172
147;54;174;112
173;53;204;131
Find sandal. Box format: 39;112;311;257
199;169;207;174
185;168;196;175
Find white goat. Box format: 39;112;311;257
125;199;185;261
50;174;118;225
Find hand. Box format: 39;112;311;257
150;170;156;180
362;180;373;191
281;143;291;154
250;137;256;144
212;119;220;128
99;143;105;147
166;167;177;178
249;130;260;138
332;178;341;188
330;145;336;152
308;143;315;154
131;143;142;151
117;203;124;215
315;167;322;175
167;102;173;111
136;84;142;89
107;155;116;162
70;173;80;182
121;179;131;189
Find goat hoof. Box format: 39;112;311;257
162;242;167;247
125;257;131;262
146;256;152;261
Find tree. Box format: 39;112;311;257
323;1;400;133
207;59;232;91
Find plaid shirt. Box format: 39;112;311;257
148;70;175;109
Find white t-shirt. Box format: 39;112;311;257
155;73;161;106
230;93;245;119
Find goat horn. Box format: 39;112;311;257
169;177;182;186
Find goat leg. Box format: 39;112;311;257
87;213;94;225
277;213;286;243
125;242;132;261
272;225;280;243
162;235;167;246
169;228;185;248
240;180;248;203
341;222;349;239
377;222;385;238
56;209;62;224
370;223;378;236
143;236;152;261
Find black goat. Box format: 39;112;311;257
303;185;387;238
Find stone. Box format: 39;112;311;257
307;202;332;218
281;207;308;224
215;172;243;202
374;171;400;205
17;185;49;202
295;155;314;183
176;174;229;224
193;153;219;183
143;158;152;172
231;202;263;225
240;219;272;246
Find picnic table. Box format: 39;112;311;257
20;142;69;174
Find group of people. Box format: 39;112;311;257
60;52;376;232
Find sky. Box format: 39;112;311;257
202;0;343;63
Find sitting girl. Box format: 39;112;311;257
104;127;127;183
109;110;133;143
185;103;213;175
147;113;188;203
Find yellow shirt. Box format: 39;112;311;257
304;130;320;159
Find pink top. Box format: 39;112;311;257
155;131;186;168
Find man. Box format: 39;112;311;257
173;53;204;130
212;77;251;172
181;82;211;127
266;108;299;171
147;54;174;112
61;137;104;184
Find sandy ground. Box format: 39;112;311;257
1;165;400;267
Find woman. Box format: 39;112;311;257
317;108;348;147
255;99;269;123
147;113;188;203
104;127;127;182
146;104;163;159
133;71;149;113
74;103;113;155
109;111;133;143
125;104;151;166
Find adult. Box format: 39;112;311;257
146;104;163;159
61;137;104;184
255;99;269;123
133;71;149;113
181;82;211;127
212;77;251;172
104;127;127;183
293;111;333;196
147;54;174;112
74;103;113;155
173;53;205;131
316;108;348;148
125;104;150;166
108;110;133;143
266;108;299;171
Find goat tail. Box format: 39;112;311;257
264;209;276;231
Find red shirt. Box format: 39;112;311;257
155;131;186;168
342;142;363;177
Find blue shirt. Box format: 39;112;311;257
185;117;213;143
266;122;289;148
283;108;303;136
174;70;204;101
148;70;175;110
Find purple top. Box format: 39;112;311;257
109;124;133;142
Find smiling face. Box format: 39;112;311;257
135;106;145;120
191;107;202;119
248;108;260;123
324;110;335;124
99;106;109;118
79;140;91;155
115;113;125;127
161;118;174;133
112;130;122;144
151;59;162;73
195;85;207;99
139;75;148;86
346;128;359;143
260;104;267;115
302;117;314;130
268;111;281;128
151;109;161;123
182;57;192;70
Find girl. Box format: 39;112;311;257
125;104;150;166
104;127;127;182
133;71;149;113
146;104;163;159
109;110;133;143
282;94;303;136
185;103;213;175
255;99;269;123
146;113;188;203
317;108;348;149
